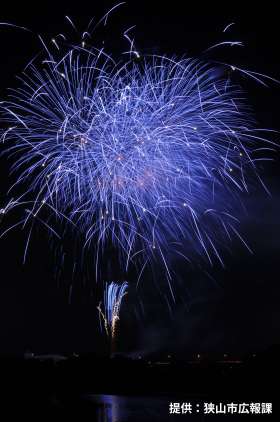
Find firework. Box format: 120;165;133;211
0;7;277;281
98;281;128;353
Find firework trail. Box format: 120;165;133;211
0;4;278;283
98;281;128;353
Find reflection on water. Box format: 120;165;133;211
87;394;205;422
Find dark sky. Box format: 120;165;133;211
0;0;279;356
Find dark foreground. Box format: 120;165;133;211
1;347;279;420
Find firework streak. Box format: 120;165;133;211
98;281;128;352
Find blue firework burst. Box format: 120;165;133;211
0;13;276;278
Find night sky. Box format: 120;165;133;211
0;0;279;356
